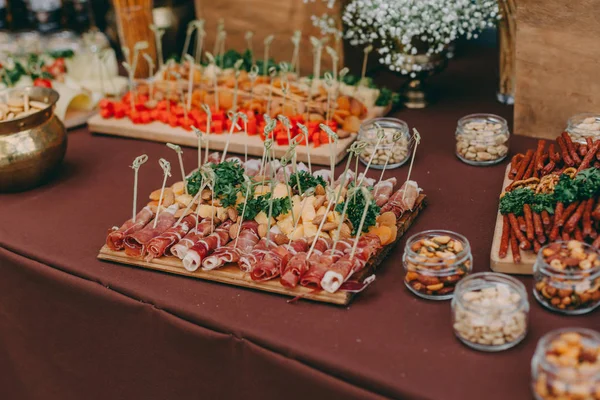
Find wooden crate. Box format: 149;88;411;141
514;0;600;139
99;195;427;305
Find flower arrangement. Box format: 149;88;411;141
306;0;499;75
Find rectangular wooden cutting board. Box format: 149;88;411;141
490;167;537;275
88;106;389;166
98;195;426;305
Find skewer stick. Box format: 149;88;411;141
349;188;372;260
238;113;249;163
181;21;196;60
323;72;334;123
266;66;277;116
234;176;253;248
290;30;301;75
403;128;421;202
263;35;275;76
248;65;259;114
287;142;301;194
192;126;203;169
297;123;312;175
245;31;254;65
153;159;172;228
184;54;195;111
279;63;290;114
337;66;349;108
360;45;373;87
326;46;338;82
193;20;205;64
217;30;227;69
221;111;241;161
205;52;219;110
306;187;336;258
334;141;365;207
131;154;149;221
260;137;275;190
171;71;188;120
232;59;244;112
201;104;212;163
149;25;165;70
259;120;276;176
288;187;315;244
122;62;135;111
332;186;358;251
310;36;323;84
213;19;224;57
357;123;385;187
265;149;277;249
166;143;187;194
143;54;155;102
319;123;338;185
279;155;296;224
378;130;404;185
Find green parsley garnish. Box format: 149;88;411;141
288;171;327;195
335;192;380;234
238;193;291;220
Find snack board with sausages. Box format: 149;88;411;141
491;133;600;274
98;153;426;305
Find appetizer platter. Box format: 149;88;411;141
491;133;600;274
89;21;396;165
0;31;127;128
98;125;426;305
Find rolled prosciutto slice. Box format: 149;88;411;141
123;204;179;258
170;217;219;259
279;238;327;288
373;177;398;207
182;220;233;272
243;159;262;177
106;206;154;251
293;239;352;289
202;221;259;270
239;235;278;273
144;214;198;261
321;234;381;293
381;180;421;217
249;238;309;282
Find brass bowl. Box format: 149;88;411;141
0;87;67;192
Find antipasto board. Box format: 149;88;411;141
99;195;426;305
88;104;388;165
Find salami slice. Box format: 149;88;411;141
123;205;179;258
106;206;154;251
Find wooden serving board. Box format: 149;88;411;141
87;106;390;166
490;166;537;274
98;195;426;305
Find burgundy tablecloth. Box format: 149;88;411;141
1;47;598;400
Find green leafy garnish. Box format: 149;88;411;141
238;193;291;220
186;160;245;207
499;187;534;216
336;192;380;234
47;49;74;59
288;171;326;195
375;87;400;106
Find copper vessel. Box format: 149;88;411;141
0;87;67;192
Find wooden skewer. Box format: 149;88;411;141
234;176;253;248
201;104;212;163
217;30;227;69
184;54;195;111
326;46;338;82
297;123;312;175
245;31;254;65
263;35;275;76
149;24;165;70
205;52;219;110
266;66;277;116
332;186;359;251
143;54;155;102
248;65;259;115
153;159;172;228
191;126;203;170
232;59;244;112
213;18;224;58
238;113;249;163
194;20;205;64
306;187;336;258
319;123;338;185
291;30;302;76
181;21;197;61
357;123;385;187
221;111;241;161
131;154;149;221
349;188;372;260
403;128;421;202
166;143;187;194
279;155;296;224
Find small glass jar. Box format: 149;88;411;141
531;328;600;400
456;113;510;166
358;117;411;170
566;113;600;144
451;272;529;352
403;230;473;300
533;241;600;315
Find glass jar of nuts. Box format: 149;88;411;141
531;329;600;400
357;117;411;170
533;241;600;315
403;230;473;300
452;272;529;352
456;113;510;166
566;113;600;144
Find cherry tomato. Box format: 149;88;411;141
33;78;52;88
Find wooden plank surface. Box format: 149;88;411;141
98;195;427;305
88;106;389;166
514;0;600;139
490;166;536;274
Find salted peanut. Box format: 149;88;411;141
321;222;338;232
229;223;240;239
258;223;268;238
433;235;452;245
174;208;192;218
227;208;238;222
171;181;185;195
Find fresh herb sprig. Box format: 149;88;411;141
288;171;326;195
335;191;380;234
186;160;246;207
238;193;291;220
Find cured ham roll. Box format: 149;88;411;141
293;239;351;289
381;180;421;217
202;221;259;270
356;173;376;187
313;169;332;184
373;177;398;207
321;234;381;293
106;206;154;251
182;220;234;272
144;214;198;261
169;217;219;259
243;159;262;177
333;170;355;188
248;237;309;282
238;235;278;273
123;204;179;258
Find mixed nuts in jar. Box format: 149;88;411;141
358;117;411;170
566;113;600;144
533;241;600;315
452;273;529;352
456;113;510;166
403;230;472;300
532;329;600;400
